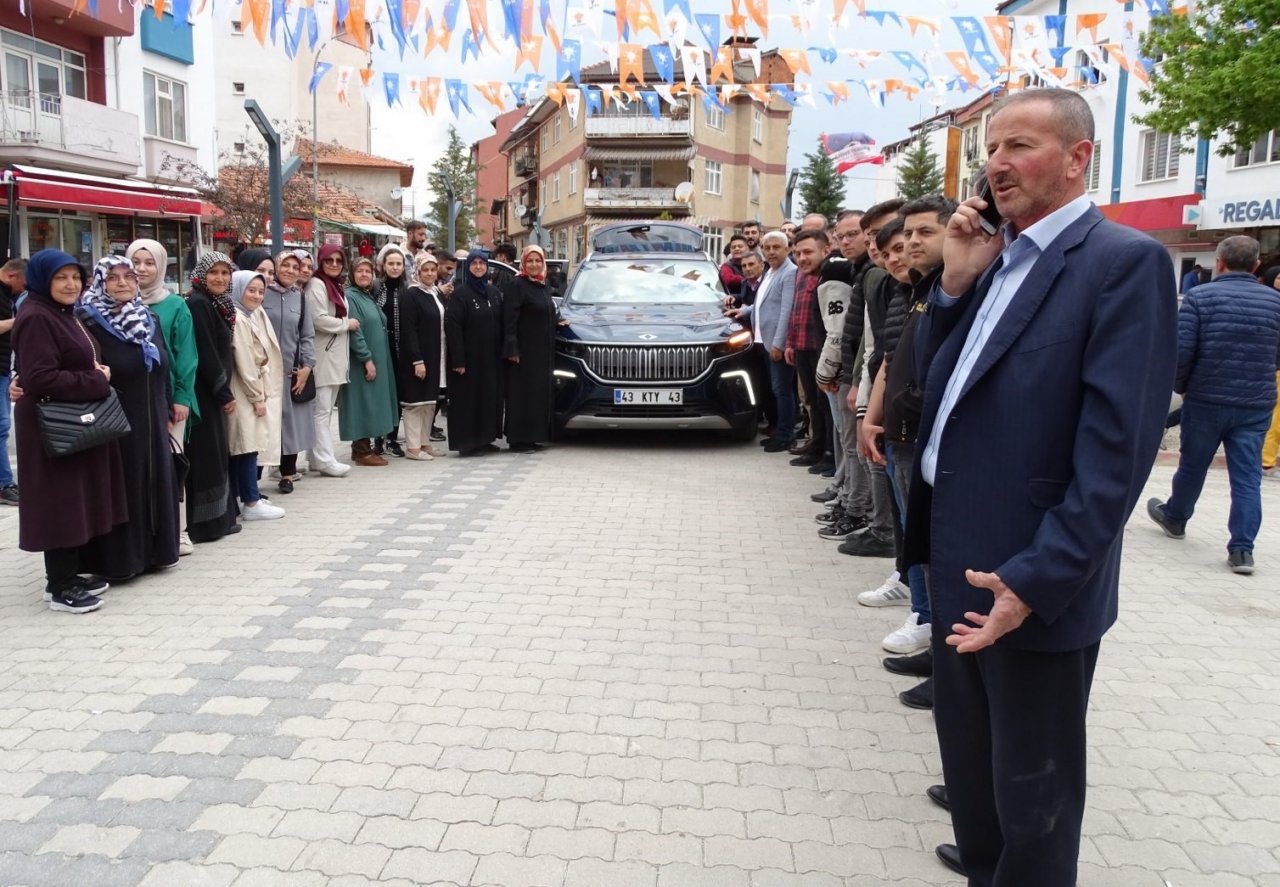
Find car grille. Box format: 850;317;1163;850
582;344;714;383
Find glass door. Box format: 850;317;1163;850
62;217;94;268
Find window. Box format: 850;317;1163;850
1075;49;1106;85
750;170;760;204
553;113;561;144
1085;141;1103;192
752;107;764;143
704;159;722;195
144;71;188;143
1140;130;1181;182
1233;130;1280;168
568;162;578;195
233;140;246;154
541;126;549;151
705;104;724;131
597;161;653;188
702;226;724;262
555;228;567;259
232;81;245;95
553;172;561;202
1;29;88;102
231;19;243;33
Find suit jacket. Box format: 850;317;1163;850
738;258;796;352
903;206;1177;652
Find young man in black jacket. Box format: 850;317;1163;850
0;258;24;506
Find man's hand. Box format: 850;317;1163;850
845;385;858;412
784;346;795;366
858;419;885;464
817;380;838;394
939;198;1005;297
946;570;1032;654
769;346;783;362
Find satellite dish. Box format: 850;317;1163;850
514;203;527;218
674;182;694;204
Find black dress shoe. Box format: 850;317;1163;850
926;784;950;812
808;459;835;475
277;478;294;495
883;649;933;677
936;843;966;876
899;677;934;710
790;453;821;467
838;532;895;557
810;488;838;503
763;439;792;453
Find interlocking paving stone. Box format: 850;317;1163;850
0;440;1277;885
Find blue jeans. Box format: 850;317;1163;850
1165;399;1272;553
885;440;930;625
0;373;13;487
229;452;261;505
768;359;797;443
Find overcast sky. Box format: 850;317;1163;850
369;0;995;220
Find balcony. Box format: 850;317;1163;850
0;92;141;176
585;116;692;139
144;136;199;183
28;0;134;36
513;154;538;179
584;187;690;212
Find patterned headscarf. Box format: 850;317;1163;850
125;238;170;306
190;251;237;327
79;256;160;370
518;244;547;284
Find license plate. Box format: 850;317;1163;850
614;388;683;405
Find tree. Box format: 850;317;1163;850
797;137;845;222
897;137;944;200
158;125;322;245
1137;1;1280;156
426;126;478;248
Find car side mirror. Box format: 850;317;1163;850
553;296;564;310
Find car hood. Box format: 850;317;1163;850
558;303;739;344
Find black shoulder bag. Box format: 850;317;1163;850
36;318;132;458
290;293;317;404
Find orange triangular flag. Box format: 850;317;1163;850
709;46;736;83
515;36;543;72
419;78;441;115
619;42;646;83
345;0;368;49
985;16;1013;61
744;0;768;35
779;48;811;75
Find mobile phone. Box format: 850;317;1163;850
974;174;1003;236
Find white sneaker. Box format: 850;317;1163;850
267;467;282;481
405;449;434;461
858;572;910;608
882;612;931;654
242;501;286;521
177;532;194;557
317;461;350;478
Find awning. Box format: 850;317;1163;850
1098;194;1199;232
7;164;202;218
584;146;697;162
584;214;705;227
351;222;405;238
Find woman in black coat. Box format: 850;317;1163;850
502;244;561;452
397;253;446;460
12;249;127;612
444;250;503;456
76;256;180;580
184;252;240;543
374;243;410;457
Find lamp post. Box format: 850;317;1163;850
244;99;285;256
433;171;463;254
310;38;335;255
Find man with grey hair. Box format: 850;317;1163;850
1148;234;1280;574
904;87;1177;882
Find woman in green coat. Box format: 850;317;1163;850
339;257;399;466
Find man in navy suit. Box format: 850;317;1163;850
902;88;1177;884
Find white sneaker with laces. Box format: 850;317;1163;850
177;532;194;557
858;572;910;608
242;501;286;521
882;612;931;654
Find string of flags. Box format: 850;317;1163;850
111;0;1182;118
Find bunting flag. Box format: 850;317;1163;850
944;50;983;87
640;89;662;119
648;43;674;82
565;86;582;122
419;76;441;114
557;38;583;82
825;80;850;104
515;36;543;71
743;0;767;35
308;61;334;94
1075;13;1106;43
693;11;720;50
335;65;353;105
383;72;401;106
904;15;939;40
680;44;707;85
618;42;646;82
241;0;269;43
584;86;602;115
445;78;473;115
474;81;505;109
739;44;762;77
384;0;410;56
891;50;930;81
460;29;483;64
700;86;726;115
708;46;735;83
1044;14;1066;47
343;0;367;48
778;47;811;75
985;15;1014;61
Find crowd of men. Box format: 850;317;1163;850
710;86;1280;884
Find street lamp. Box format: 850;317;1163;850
433;171;463;254
245;99;285;256
310;38;338;254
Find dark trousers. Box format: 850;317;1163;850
934;637;1100;887
794;349;830;455
768;359;797;443
44;547;79;585
747;344;777;427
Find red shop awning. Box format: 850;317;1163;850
1098;193;1199;232
8;164;203;218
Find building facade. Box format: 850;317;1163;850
494;44;793;265
472;107;524;249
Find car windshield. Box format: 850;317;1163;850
567;260;723;306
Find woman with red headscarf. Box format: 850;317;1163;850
501;244;561;452
304;244;359;477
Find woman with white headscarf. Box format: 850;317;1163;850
76;256;180;579
227;270;285;521
127;237;197;555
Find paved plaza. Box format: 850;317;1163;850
0;432;1277;887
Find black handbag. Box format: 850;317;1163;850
36;320;132;458
170;435;190;496
290;296;317;403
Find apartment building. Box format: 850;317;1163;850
490;41;794;264
0;0;215;280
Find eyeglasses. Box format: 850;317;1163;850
322;257;343;265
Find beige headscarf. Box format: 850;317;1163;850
125;238;170;306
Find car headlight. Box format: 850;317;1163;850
714;330;753;355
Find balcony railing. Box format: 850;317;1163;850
514;155;537;178
585;116;692;138
584;187;689;209
0;90;142;173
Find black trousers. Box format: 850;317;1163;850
794;349;830;455
44;547;79;585
934;636;1100;887
747;344;777;427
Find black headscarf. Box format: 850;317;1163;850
236;247;274;273
1260;266;1280;289
463;249;489;297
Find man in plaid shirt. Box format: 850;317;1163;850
785;229;834;468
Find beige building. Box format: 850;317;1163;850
495;44;794;264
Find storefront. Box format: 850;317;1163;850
1196;187;1280;267
5;164;203;289
1098;193;1216;280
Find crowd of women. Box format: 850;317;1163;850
10;241;562;613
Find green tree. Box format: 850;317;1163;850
426;126;477;248
897;137;944;201
1138;1;1280;156
797;137;845;221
